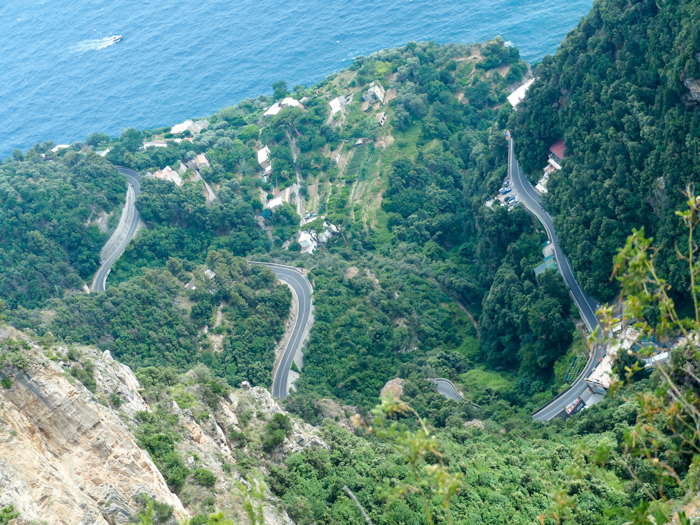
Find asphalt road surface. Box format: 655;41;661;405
249;262;313;400
92;167;141;292
507;140;605;421
430;378;463;401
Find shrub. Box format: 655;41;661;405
70;364;96;393
1;377;10;389
262;413;292;452
192;468;216;488
268;413;292;433
262;429;286;453
110;393;122;408
228;428;247;448
0;504;20;525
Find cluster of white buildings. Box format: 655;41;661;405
263;97;304;117
585;324;671;400
149;165;184;186
298;222;339;254
170;119;209;136
146;153;211;187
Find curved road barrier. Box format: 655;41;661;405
430;378;480;409
430;378;464;401
507;140;604;421
92;167;141;292
249;262;313;400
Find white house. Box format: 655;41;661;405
363;81;386;105
376;112;387;126
150;166;183;186
318;223;339;244
507;78;535;108
50;144;71;153
170;120;206;135
204;269;216;280
329;96;347;115
257;146;271;172
298;231;317;254
264;103;282;117
267;196;284;211
281;97;302;109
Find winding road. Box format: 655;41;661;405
430;378;464;401
92;167;141;292
507;139;604;421
249;262;313;400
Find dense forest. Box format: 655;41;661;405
513;0;700;302
0;152;124;308
111;178;270;283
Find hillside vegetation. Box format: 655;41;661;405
513;0;700;302
0;153;124;308
7;1;700;522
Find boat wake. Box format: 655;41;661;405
70;35;122;53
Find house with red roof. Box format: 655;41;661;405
549;140;567;162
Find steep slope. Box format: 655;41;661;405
0;327;184;524
0;328;323;524
513;0;700;301
0;153;124;308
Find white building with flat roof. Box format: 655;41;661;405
257;146;271;171
264;103;282;117
142;141;168;150
329;96;347;115
267;196;284;210
507;78;535;108
585;348;617;395
298;231;317;254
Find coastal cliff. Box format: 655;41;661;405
0;327;324;524
0;327;185;524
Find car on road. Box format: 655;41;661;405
505;196;515;205
500;188;512;195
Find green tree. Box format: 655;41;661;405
272;80;289;101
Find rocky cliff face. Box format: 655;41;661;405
168;381;325;524
0;327;326;524
0;328;185;524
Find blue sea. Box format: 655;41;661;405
0;0;594;158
